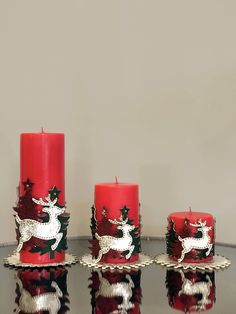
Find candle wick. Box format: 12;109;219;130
41;127;45;133
189;206;192;213
115;176;118;184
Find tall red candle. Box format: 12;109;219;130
91;181;141;264
166;210;215;263
20;132;65;202
16;131;66;264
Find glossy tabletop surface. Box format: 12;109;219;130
0;239;235;313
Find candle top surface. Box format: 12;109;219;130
95;182;138;188
169;211;213;219
21;132;64;135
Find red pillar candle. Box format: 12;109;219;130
90;181;141;264
14;131;68;264
20;131;65;202
166;210;215;263
166;269;215;312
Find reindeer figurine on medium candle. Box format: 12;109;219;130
178;220;212;263
15;194;65;252
95;215;136;263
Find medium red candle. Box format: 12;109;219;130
166;209;215;263
91;180;140;264
16;131;66;264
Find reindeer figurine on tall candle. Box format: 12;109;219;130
15;194;65;252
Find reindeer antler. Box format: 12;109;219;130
32;195;57;207
32;197;50;206
108;216;128;225
190;220;206;227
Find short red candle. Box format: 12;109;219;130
19;131;65;264
167;211;215;263
93;181;140;264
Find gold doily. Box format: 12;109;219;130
79;253;153;270
154;253;231;271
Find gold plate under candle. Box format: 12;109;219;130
79;253;153;270
3;252;78;268
155;253;231;271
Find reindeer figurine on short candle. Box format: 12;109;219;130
178;219;212;263
94;215;136;263
15;194;65;252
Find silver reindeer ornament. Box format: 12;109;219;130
15;193;65;252
94;215;136;263
178;219;213;263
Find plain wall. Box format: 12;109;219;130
0;1;236;245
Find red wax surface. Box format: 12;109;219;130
168;211;215;263
19;132;65;264
94;182;139;263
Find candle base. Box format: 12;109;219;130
79;253;153;270
4;252;78;268
154;253;231;271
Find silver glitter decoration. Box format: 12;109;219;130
178;270;212;311
94;215;136;263
178;220;213;263
15;194;65;252
15;273;62;314
96;271;134;314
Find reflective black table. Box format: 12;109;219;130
0;239;235;313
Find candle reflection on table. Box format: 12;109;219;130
14;267;69;314
89;269;142;314
165;268;216;312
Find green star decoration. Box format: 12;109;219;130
48;186;61;200
22;178;34;191
121;206;130;220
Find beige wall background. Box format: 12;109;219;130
0;1;236;245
